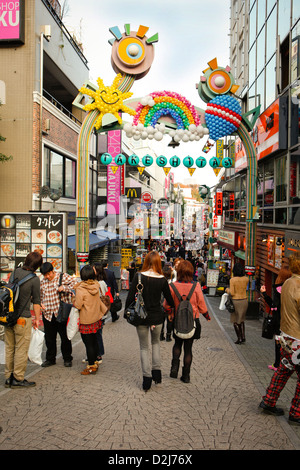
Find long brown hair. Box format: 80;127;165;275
141;251;162;274
275;266;292;284
176;260;194;282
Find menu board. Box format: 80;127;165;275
0;213;67;282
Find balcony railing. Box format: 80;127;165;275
43;89;82;125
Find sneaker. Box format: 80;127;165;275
96;356;102;365
268;364;277;371
11;378;36;388
259;400;284;416
82;358;88;363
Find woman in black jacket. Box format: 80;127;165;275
125;251;174;391
260;266;291;370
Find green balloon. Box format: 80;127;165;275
169;156;181;168
115;154;126;166
196;157;207;168
142;154;153;166
156;155;167;167
209;157;220;168
100;153;112;165
183;156;194;168
128;154;139;166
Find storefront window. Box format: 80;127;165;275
234;177;240;209
275;156;287;202
290;154;300;203
267;0;276;16
288;206;300;224
264;160;274;206
278;0;291;41
240;175;246;207
265;55;276;108
43;147;76;199
291;21;300;82
263;208;273;223
275;207;287;224
257;165;264;207
65;159;76;198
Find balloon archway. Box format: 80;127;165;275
73;24;260;300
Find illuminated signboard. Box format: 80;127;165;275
0;0;25;44
235;96;288;173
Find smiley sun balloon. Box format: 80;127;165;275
79;73;136;130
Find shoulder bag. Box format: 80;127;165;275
225;293;235;314
262;307;276;339
124;273;148;326
99;285;111;313
56;274;73;323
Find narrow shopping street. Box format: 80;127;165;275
0;291;299;453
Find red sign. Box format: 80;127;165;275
215;190;223;216
141;191;153;203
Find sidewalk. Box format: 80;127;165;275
0;290;299;451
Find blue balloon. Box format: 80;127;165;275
128;154;139;166
142;154;153;166
100;153;112;165
115;154;126;166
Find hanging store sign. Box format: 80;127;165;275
215;190;223;216
0;0;25;44
285;231;300;257
235;97;288;173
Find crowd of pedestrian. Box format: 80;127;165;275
2;246;300;426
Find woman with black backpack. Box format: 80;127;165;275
164;260;210;383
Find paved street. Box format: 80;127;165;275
0;291;300;453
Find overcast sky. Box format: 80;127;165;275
64;0;231;187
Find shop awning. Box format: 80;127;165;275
68;233;110;252
234;250;245;260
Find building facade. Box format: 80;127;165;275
219;0;300;296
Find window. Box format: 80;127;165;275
290;154;300;203
257;0;266;34
249;45;256;86
264;160;274;206
256;70;265;109
293;0;300;26
267;0;276;16
265;55;276;108
249;1;257;48
278;0;291;41
275;156;287;202
291;21;300;82
257;164;264;207
266;6;277;61
43;147;76;199
257;26;266;75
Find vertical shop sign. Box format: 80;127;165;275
107;130;121;215
0;0;25;44
215;190;223;216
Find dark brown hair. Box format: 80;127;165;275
275;266;292;285
141;251;162;274
176;260;194;282
23;251;43;272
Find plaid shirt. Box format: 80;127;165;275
41;273;76;321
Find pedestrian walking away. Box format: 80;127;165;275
4;251;42;389
226;263;249;345
92;262;110;364
124;251;175;391
40;262;77;368
73;265;107;375
164;260;210;383
259;252;300;425
260;266;292;371
102;261;120;322
160;265;173;342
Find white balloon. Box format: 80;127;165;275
148;99;155;107
123;123;132;132
182;134;189;142
141;96;149;106
154;131;163;141
147;126;155;134
189;124;196;132
174;134;180;142
137;123;144;131
133;134;140;140
169;130;175;137
141;131;148;139
177;129;184;137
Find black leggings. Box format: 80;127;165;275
172;335;194;369
80;333;98;365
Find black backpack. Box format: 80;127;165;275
171;282;197;339
0;271;36;327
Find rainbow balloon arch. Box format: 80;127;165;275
73;25;260;300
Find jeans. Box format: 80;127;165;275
96;325;104;357
136;324;162;377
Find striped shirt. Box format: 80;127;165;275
40;273;76;321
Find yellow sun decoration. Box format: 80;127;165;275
79;74;136;130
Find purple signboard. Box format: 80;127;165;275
0;0;25;44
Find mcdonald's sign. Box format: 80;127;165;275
125;187;141;199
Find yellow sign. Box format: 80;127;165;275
110;166;118;174
213;168;222;176
188;168;196;176
137;166;145;175
216;140;223;162
163;167;171;176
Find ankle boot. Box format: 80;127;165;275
166;333;172;342
160;330;165;341
170;359;180;378
142;376;152;391
180;366;190;383
81;363;98;375
233;323;242;344
240;322;245;342
152;369;162;384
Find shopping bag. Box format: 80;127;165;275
67;307;79;340
219;293;228;310
28;328;45;365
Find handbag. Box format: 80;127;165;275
262;309;275;339
56;274;73;323
225;294;235;314
99;285;111;313
110;296;122;313
124;273;148;326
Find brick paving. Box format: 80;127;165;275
0;291;299;451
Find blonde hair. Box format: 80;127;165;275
288;253;300;275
